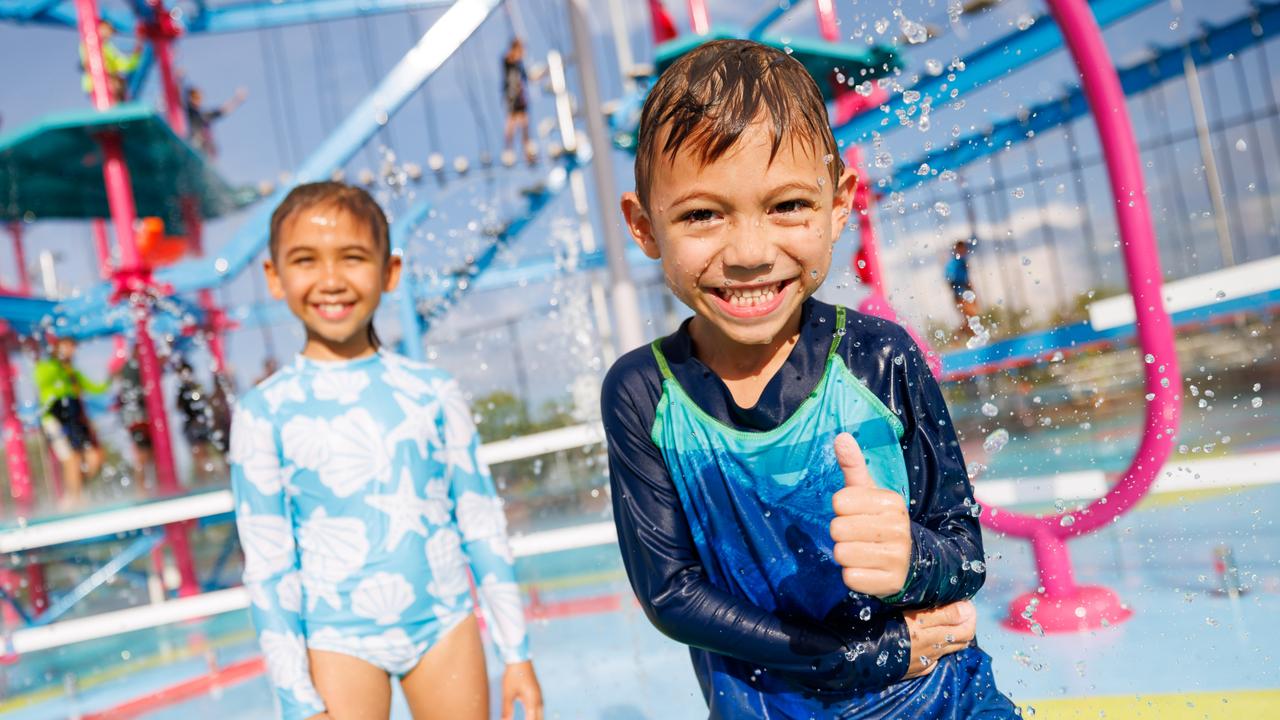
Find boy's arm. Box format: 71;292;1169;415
439;380;530;666
72;368;112;395
882;331;986;608
229;400;327;720
604;373;912;691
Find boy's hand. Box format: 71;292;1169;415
830;432;912;597
901;600;977;679
502;660;544;720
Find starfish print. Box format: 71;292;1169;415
365;468;434;552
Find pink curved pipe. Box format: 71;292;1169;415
977;0;1181;598
687;0;709;35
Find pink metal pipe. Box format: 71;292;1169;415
75;0;198;596
144;0;187;136
978;0;1180;632
0;325;33;512
8;223;30;294
687;0;709;35
91;220;112;279
815;0;839;43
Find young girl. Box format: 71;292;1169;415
229;182;543;720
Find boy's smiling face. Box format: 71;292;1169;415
622;121;853;349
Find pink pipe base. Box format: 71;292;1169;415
1002;585;1132;634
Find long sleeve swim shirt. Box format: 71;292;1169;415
603;299;1012;718
229;351;529;719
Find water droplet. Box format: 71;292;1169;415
1060;514;1075;527
1074;606;1086;618
1235;139;1247;152
1252;397;1263;408
1012;187;1026;199
981;402;999;417
1016;14;1035;30
933;201;951;217
924;58;943;75
983;428;1010;454
1144;353;1155;364
859;606;872;622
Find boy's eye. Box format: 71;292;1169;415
772;199;812;214
292;256;315;266
681;209;718;224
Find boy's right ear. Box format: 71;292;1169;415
263;260;286;301
620;192;661;260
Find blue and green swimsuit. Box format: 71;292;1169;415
602;299;1015;719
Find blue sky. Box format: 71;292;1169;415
2;0;1277;426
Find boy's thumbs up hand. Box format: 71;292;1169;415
830;432;913;598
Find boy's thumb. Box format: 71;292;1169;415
834;432;874;489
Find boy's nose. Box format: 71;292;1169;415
723;222;778;272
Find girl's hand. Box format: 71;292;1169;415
502;660;543;720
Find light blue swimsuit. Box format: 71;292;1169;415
229;351;529;719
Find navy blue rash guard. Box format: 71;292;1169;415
602;298;993;705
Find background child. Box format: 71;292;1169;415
229;182;542;720
945;239;980;337
175;356;221;484
604;40;1015;718
114;344;152;481
35;335;108;509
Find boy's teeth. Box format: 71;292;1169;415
720;285;778;307
319;303;347;314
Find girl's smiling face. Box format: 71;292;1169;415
264;205;401;361
622;121;854;351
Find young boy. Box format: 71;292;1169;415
603;40;1015;718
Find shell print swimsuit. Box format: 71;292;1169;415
229;351;529;719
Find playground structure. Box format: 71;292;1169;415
0;0;1278;715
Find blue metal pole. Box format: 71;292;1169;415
832;0;1159;148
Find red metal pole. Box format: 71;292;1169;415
75;0;198;597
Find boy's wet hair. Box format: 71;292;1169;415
268;181;392;349
634;39;843;208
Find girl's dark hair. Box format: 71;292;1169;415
268;181;392;349
634;39;843;208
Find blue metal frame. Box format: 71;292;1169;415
886;0;1280;194
417;163;571;331
0;0;452;33
182;0;454;34
0;0;132;30
832;0;1160;148
746;0;800;40
156;0;503;295
941;287;1280;378
30;533;161;627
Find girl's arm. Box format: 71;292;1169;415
439;380;530;665
229;399;327;720
881;327;987;608
602;366;912;692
